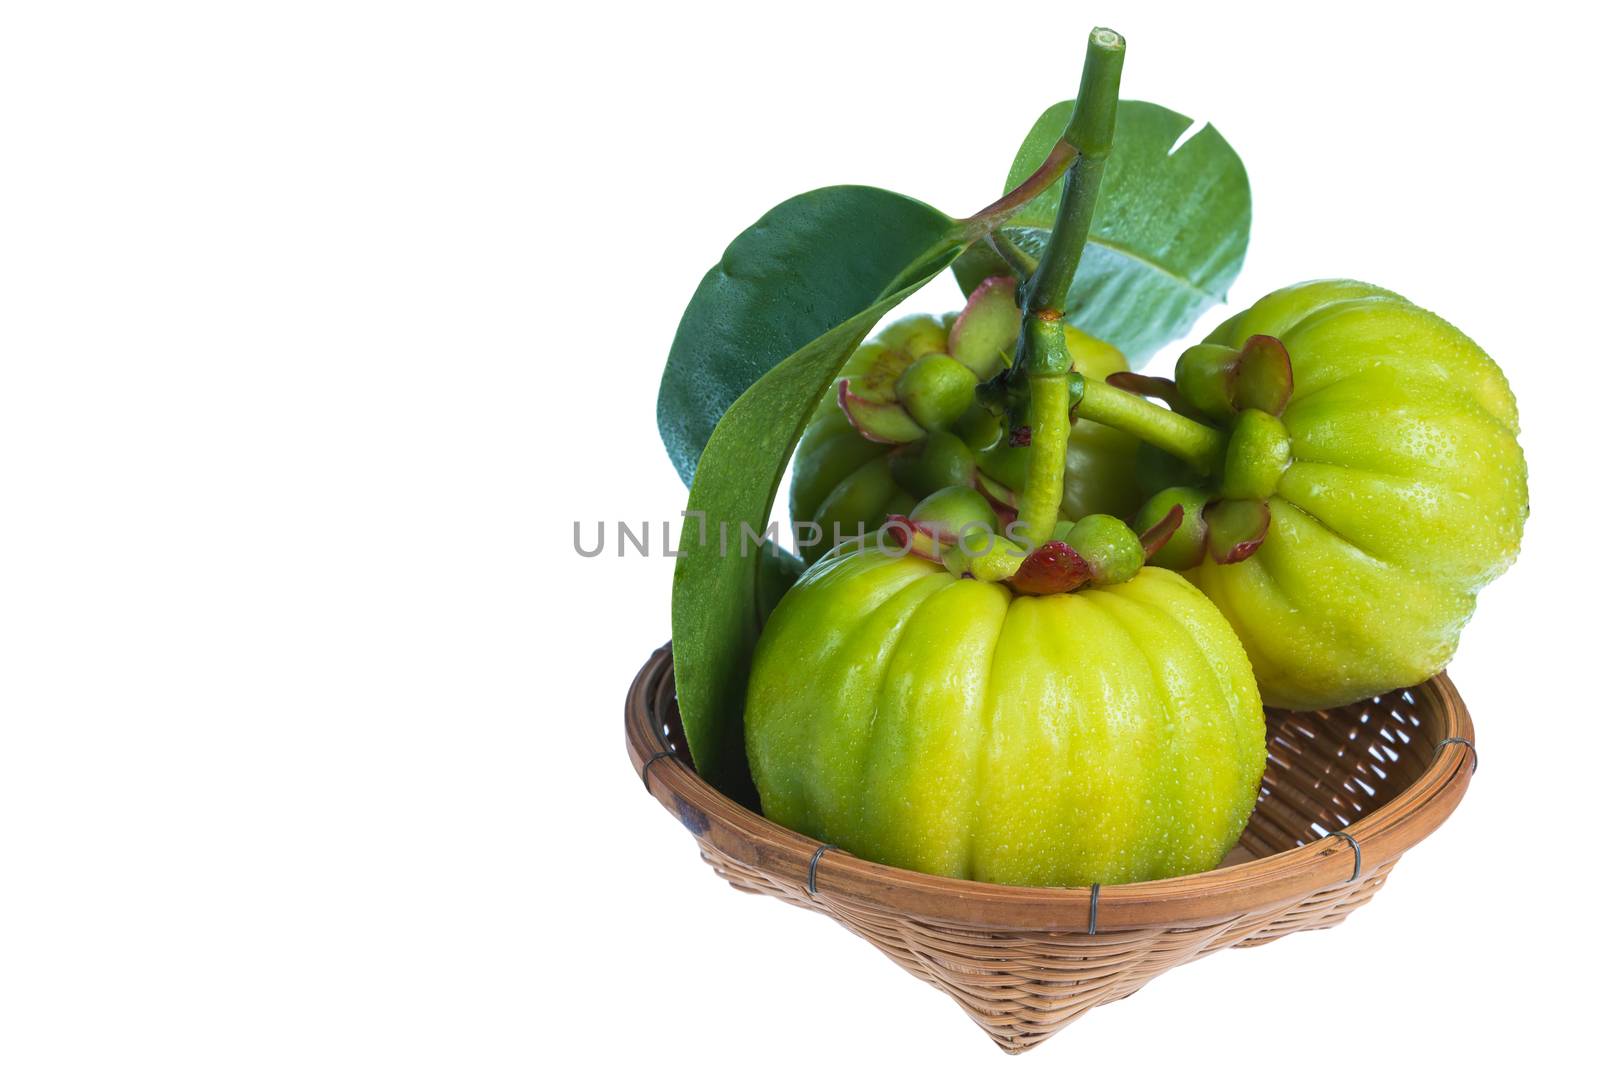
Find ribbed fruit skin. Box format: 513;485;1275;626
745;546;1266;887
1186;280;1528;709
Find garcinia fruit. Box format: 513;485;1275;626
1116;279;1527;709
745;540;1265;886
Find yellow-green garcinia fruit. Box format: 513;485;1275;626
1122;279;1528;709
745;542;1265;886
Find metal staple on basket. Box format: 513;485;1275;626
1321;830;1362;882
806;844;835;898
640;749;677;792
1433;735;1478;772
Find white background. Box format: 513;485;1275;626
2;2;1595;1064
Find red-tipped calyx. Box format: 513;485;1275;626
1106;372;1186;411
896;486;1003;567
971;473;1021;531
1008;540;1094;595
1174;334;1295;420
1203;498;1271;563
1234;335;1293;416
1133;487;1211;570
1138;504;1184;559
882;515;948;562
974;470;1019;510
838;379;926;444
949;276;1021;379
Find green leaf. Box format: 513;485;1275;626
658;186;959;487
666;189;961;793
954;101;1250;365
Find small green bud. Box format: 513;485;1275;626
1174;343;1241;422
977;434;1031;488
1220;409;1291;500
965;533;1026;582
909;485;998;542
1062;513;1145;586
905;487;1019;581
953;404;1004;453
878;314;949;358
896;354;979;431
889;432;978;499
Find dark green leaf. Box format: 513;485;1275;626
668;194;961;789
658;186;958;486
954;101;1250;365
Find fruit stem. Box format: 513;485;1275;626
1020;27;1124;323
1008;27;1124;547
986;231;1037;280
1075;377;1227;474
1012;327;1071;545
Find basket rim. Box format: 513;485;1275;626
626;642;1474;932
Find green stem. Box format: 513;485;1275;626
1013;335;1071;545
1020;27;1125;323
1009;27;1125;548
1076;377;1227;474
986;231;1037;278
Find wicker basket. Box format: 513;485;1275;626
625;644;1475;1054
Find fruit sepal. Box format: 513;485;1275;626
1104;371;1194;417
948;275;1021;379
1175;333;1294;420
1007;540;1093;594
1135;487;1211;569
1203;497;1271;563
1137;503;1184;559
838;378;926;444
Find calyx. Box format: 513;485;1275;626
837;279;1026;447
1175;334;1294;419
1090;334;1301;568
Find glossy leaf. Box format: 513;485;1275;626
953;100;1250;364
658;186;957;486
666;190;962;792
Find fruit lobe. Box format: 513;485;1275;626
1179;279;1528;708
745;545;1266;887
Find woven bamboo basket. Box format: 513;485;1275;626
626;643;1476;1053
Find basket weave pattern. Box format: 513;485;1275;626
626;645;1474;1053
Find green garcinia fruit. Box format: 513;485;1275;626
1117;279;1527;709
790;276;1141;564
745;542;1266;886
